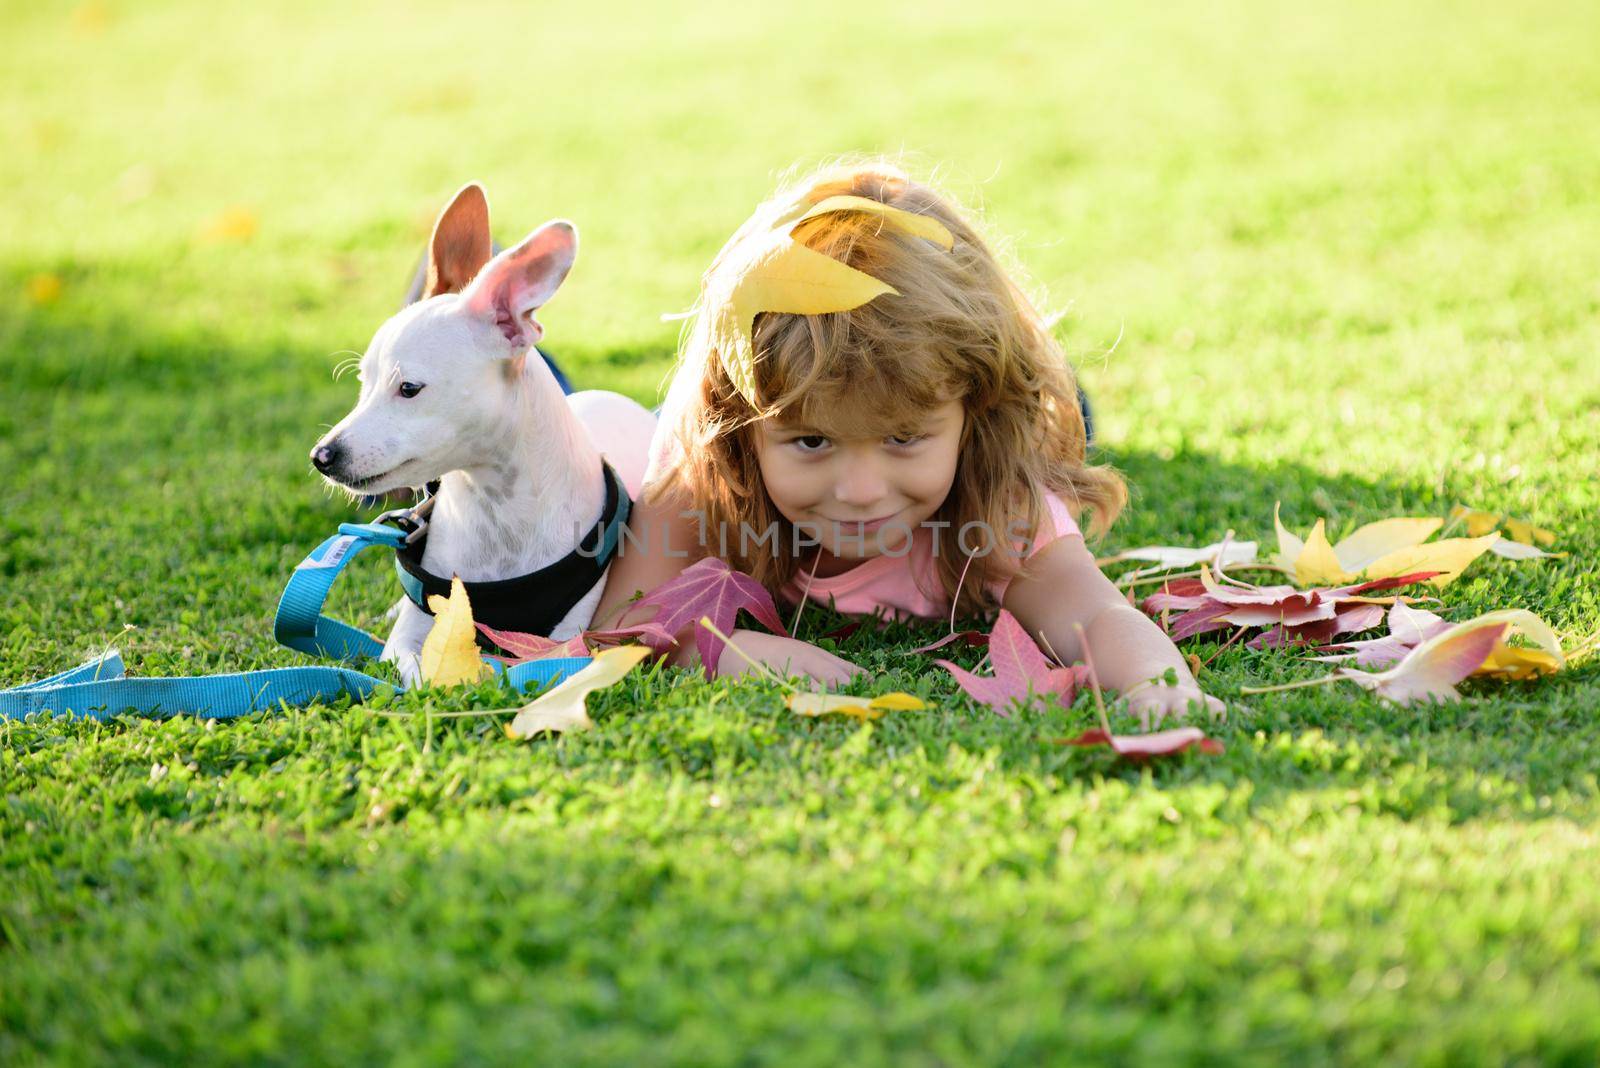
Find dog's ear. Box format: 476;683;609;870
424;182;493;298
461;220;577;351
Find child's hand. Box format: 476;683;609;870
1125;680;1226;731
718;630;863;686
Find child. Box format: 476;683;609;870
598;160;1220;724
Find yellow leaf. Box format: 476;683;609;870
1328;517;1442;574
419;576;489;687
711;195;954;407
785;690;928;720
72;2;110;33
506;645;651;738
865;692;930;711
198;206;259;243
1477;645;1562;680
1504;517;1557;547
1280;508;1500;588
1450;505;1557;546
1362;533;1501;587
1272;502;1304;568
716;238;894;405
789;195;955;250
1463;608;1566;679
26;273;63;305
1293;520;1350;586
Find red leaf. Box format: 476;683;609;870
1149;570;1439;645
630;558;790;678
1325;571;1443;597
1142;579;1213;614
908;629;989;655
476;621;675;663
1169;601;1235;640
936;610;1084;716
822;619;866;642
1057;727;1223;761
1247;602;1386;650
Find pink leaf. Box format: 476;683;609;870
583;622;678;650
1058;727;1224;761
936;659;1026;716
1336;619;1510;705
1314;635;1414;669
936;610;1083;716
476;624;565;659
630;558;790;678
1386;601;1450;646
477;621;675;663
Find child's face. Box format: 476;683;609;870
754;399;965;570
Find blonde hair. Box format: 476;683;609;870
654;159;1126;615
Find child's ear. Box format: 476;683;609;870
424;182;493;298
461;219;577;350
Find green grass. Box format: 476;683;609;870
4;0;1600;1063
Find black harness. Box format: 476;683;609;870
392;462;631;640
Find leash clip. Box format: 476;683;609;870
375;494;435;545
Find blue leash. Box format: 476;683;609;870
1;518;590;721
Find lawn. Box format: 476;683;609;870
4;0;1600;1063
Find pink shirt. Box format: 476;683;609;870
779;495;1083;620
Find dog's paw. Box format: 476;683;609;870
394;654;423;688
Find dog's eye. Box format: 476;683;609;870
397;382;425;399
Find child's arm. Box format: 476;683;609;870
1002;535;1223;727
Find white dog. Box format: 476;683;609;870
311;183;655;684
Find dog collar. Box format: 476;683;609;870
393;461;632;641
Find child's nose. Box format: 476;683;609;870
834;462;888;507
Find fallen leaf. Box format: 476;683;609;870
907;629;989;655
1056;727;1223;761
477;621;674;661
506;645;651;738
1335;617;1511;705
1248;602;1386;650
936;609;1086;716
198;206;259;243
1486;539;1564;561
785;691;929;720
1106;540;1259;571
1450;505;1557;546
630;558;789;678
1319;606;1566;679
72;2;110;33
1275;505;1499;587
420;576;490;687
1468;609;1567;680
1146;567;1438;646
822;619;866;641
26;273;63;305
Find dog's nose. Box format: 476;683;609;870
310;442;341;474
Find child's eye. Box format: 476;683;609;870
887;433;924;447
791;434;830;452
